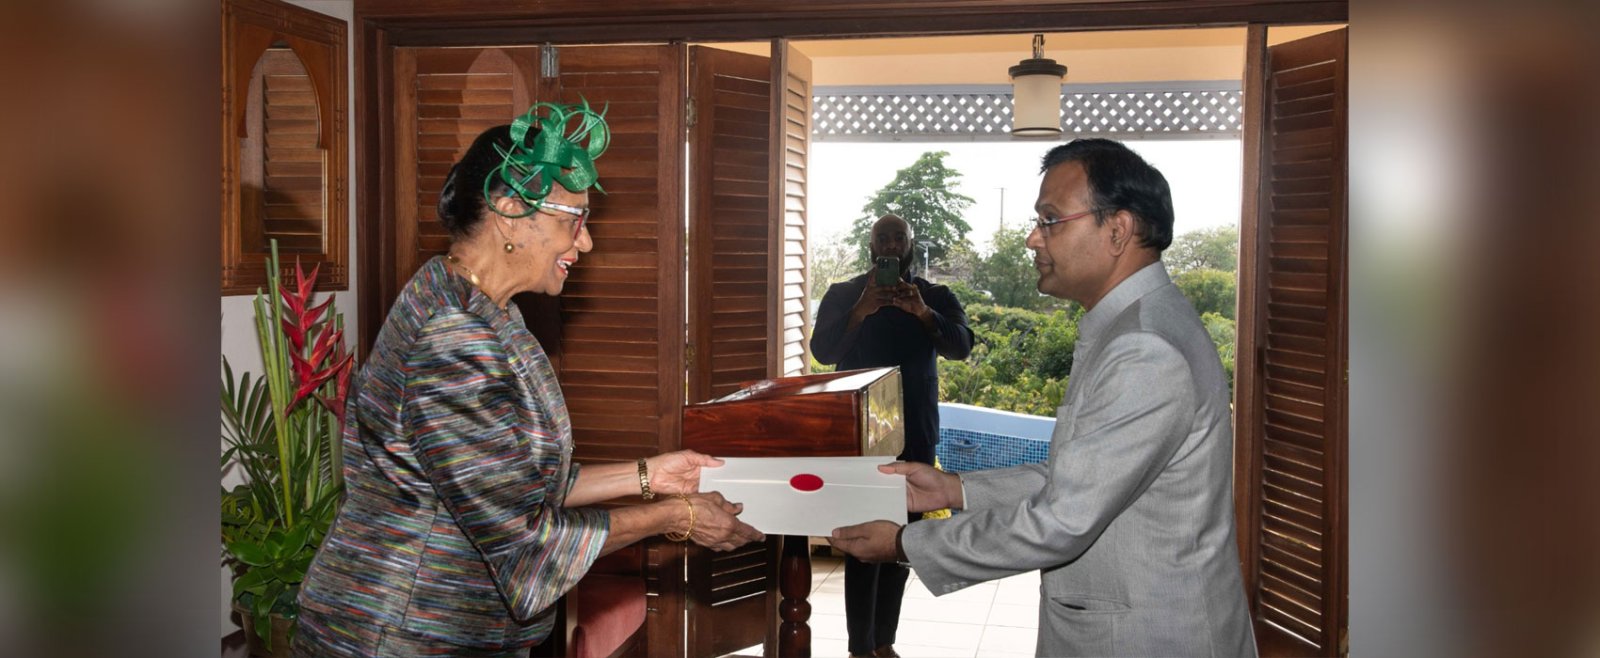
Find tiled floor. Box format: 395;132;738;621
726;554;1041;658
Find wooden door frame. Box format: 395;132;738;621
352;0;1346;352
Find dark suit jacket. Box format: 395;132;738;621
810;271;972;464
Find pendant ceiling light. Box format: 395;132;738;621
1009;34;1067;137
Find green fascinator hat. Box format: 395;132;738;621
486;98;610;218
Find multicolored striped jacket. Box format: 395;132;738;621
298;256;610;652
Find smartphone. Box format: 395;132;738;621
874;256;900;286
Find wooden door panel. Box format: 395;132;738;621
391;46;538;296
1236;26;1348;657
771;43;813;378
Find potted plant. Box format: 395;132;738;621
221;242;353;655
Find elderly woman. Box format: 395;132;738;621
295;103;763;657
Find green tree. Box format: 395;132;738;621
1166;225;1239;274
1201;311;1236;392
973;221;1051;310
847;151;975;263
808;237;866;303
1173;268;1237;320
937;304;1078;416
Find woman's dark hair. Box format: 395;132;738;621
436;124;543;237
1040;138;1175;252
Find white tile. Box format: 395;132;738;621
985;602;1038;629
993;572;1040;605
811;591;848;616
886;643;978;658
909;580;997;604
806;612;849;640
903;577;938;600
809;635;850;658
889;619;984;651
977;625;1039;655
898;596;993;625
814;578;848;598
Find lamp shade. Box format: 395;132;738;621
1009;35;1067;137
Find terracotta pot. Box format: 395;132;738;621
232;604;295;658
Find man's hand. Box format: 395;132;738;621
879;461;964;512
889;281;932;320
850;279;898;324
647;450;723;495
828;520;903;563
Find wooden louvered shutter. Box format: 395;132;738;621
390;47;539;302
771;42;813;377
1235;26;1348;657
542;45;690;658
250;50;324;255
546;44;686;466
689;46;775;401
684;45;783;658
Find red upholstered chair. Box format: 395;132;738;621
566;573;646;658
531;545;648;658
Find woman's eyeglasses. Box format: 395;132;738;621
519;198;591;239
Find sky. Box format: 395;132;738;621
808;138;1243;252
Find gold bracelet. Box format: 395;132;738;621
663;494;694;542
637;457;654;500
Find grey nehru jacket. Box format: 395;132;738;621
902;262;1257;657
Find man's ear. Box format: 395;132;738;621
1106;209;1137;255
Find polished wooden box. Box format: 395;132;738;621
682;367;904;459
675;367;904;658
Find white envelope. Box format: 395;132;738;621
700;456;907;537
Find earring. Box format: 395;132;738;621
504;241;515;253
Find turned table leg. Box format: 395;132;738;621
776;535;811;657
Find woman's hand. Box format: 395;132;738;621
647;450;723;495
680;492;764;552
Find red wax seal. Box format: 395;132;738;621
789;473;824;492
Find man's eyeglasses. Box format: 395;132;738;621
1034;208;1100;235
520;198;591;239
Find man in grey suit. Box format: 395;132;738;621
831;138;1257;657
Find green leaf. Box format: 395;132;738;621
252;596;274;648
282;522;313;553
271;563;304;585
264;529;287;559
231;565;273;600
226;540;273;567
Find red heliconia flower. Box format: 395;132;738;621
279;257;354;412
317;347;355;423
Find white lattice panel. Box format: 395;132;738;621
813;83;1242;141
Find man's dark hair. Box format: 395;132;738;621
1040;138;1175;252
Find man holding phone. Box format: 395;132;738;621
811;213;973;658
